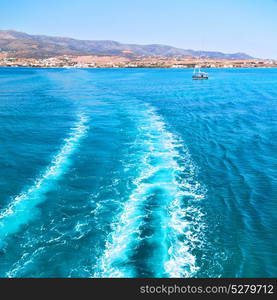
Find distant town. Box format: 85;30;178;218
1;30;276;69
0;54;276;68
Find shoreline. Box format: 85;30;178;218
1;66;277;69
1;55;276;69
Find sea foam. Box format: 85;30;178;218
95;104;205;278
0;113;89;247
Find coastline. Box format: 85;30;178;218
1;65;277;69
1;55;276;69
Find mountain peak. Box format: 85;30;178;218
0;29;254;59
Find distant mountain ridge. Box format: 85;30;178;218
0;30;254;59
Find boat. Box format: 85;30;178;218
192;68;208;80
192;54;208;79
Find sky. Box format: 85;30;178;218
0;0;276;59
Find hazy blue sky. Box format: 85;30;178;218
1;0;276;58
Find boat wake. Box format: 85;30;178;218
95;104;206;278
0;113;89;247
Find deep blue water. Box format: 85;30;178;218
0;67;276;278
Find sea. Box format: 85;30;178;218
0;67;276;278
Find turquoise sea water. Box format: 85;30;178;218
0;67;276;278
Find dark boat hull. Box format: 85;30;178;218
192;75;208;80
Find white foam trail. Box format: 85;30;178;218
0;113;89;246
94;165;159;277
94;109;169;277
149;109;206;278
95;104;205;278
165;184;205;277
